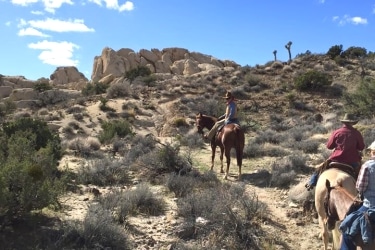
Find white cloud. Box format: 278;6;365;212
89;0;134;12
5;21;11;26
31;10;44;15
28;18;95;32
18;27;50;37
333;15;368;26
28;40;79;66
11;0;73;14
350;16;367;25
43;0;74;13
11;0;38;6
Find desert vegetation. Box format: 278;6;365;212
1;45;375;249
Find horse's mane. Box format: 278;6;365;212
196;112;217;121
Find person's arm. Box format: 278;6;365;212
356;165;368;194
357;131;365;151
326;130;337;150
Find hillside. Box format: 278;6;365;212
1;50;375;250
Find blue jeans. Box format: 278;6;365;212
340;206;369;250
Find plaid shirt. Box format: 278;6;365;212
356;158;375;207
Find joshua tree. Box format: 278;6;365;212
273;50;277;61
285;41;293;63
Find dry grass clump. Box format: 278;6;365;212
56;204;132;249
76;157;130;186
67;136;101;157
175;182;268;249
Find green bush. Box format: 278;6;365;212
98;119;134;144
125;66;152;83
2;117;62;160
294;70;331;91
0;125;65;217
82;81;109;96
326;44;343;59
343;78;375;118
33;82;52;92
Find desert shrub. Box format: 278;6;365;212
295;139;320;154
343;78;375;118
294;70;331;92
0;100;16;117
172;117;188;127
98;119;134;144
82;81;109;96
124;135;156;163
334;55;348;66
193;98;225;118
342;46;367;59
33;82;52;92
177;132;204;148
243;138;263;158
0;128;65;217
101;183;166;223
106;81;131;98
56;204;132;249
68;137;101;157
2;117;62;161
326;44;343;59
166;173;198;198
176;182;266;249
77;157;130;186
138;143;192;176
99;97;116;112
125;66;152;83
269;160;297;188
254;129;285;144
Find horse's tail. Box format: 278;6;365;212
235;126;245;167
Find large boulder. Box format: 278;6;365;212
50;66;88;85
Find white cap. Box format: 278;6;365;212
368;141;375;150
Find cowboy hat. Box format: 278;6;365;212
223;91;234;99
340;113;358;124
368;141;375;151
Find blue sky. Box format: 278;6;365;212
1;0;374;81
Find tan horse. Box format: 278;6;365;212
195;112;245;180
315;168;357;250
325;179;375;250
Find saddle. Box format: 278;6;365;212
317;159;358;180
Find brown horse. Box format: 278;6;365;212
315;168;358;250
325;179;375;250
195;112;245;180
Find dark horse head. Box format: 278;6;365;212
195;112;217;135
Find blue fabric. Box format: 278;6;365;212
224;118;239;125
340;206;375;249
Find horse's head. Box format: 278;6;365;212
323;179;362;230
195;112;204;135
323;179;339;230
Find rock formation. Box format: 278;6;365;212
50;66;88;85
91;47;240;82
